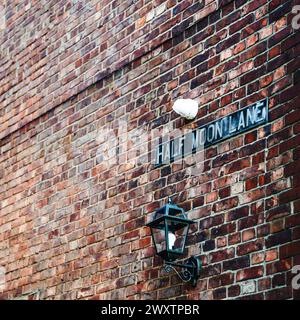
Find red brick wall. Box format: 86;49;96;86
0;0;299;300
0;0;217;140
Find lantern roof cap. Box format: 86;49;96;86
146;197;195;227
146;214;195;228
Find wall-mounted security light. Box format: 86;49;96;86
146;198;201;287
172;99;198;120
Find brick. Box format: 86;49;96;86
223;256;250;271
266;230;292;248
238;215;259;230
265;287;292;300
200;214;224;230
292;226;300;240
258;278;271;291
266;258;292;275
265;249;278;262
240;189;265;204
213;197;239;212
211;223;236;238
236;266;264;281
216;33;240;54
203;240;215;252
279;187;300;204
209;273;233;289
270;219;284;233
237;239;264;256
230;14;254;35
251;252;265;265
280;241;300;259
245;177;258;191
212;287;226;300
272;273;286;287
242;229;255;242
266;204;290;221
209;248;235;263
212;151;238;168
228;232;241;245
191;71;213;89
285;214;300;228
191;51;210;67
239;293;264;300
227;206;249;222
225;158;251;174
240;280;256;295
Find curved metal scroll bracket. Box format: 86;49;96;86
163;256;202;287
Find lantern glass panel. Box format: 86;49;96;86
166;219;189;257
151;220;166;256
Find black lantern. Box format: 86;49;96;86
147;198;201;287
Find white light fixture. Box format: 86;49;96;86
168;231;176;250
172;99;198;120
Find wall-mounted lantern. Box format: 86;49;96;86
146;198;201;287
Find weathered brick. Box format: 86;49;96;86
280;241;300;259
223;256;250;271
236;266;264;281
237;240;264;256
211;222;236;239
209;273;234;288
227;206;249;222
209;248;235;263
266;258;292;275
266;230;292;248
265;287;292;300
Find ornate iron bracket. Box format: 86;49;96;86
163;256;202;287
